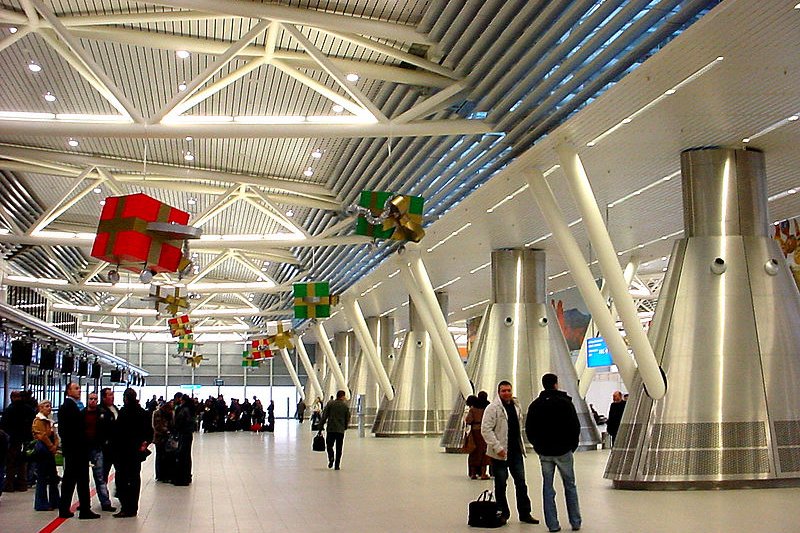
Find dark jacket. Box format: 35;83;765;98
58;397;86;457
97;404;118;449
525;389;580;457
321;399;350;433
0;398;35;444
606;401;626;439
114;402;153;463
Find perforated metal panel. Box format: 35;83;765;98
651;422;768;449
644;449;771;476
774;420;800;446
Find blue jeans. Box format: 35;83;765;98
491;452;531;519
539;452;581;531
89;447;111;507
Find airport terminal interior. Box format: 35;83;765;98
1;0;800;532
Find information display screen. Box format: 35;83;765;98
586;336;613;368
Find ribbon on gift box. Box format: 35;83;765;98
168;315;192;337
177;334;194;353
186;353;204;368
293;281;336;319
350;191;425;243
151;285;188;315
381;194;425;243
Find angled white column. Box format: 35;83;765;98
314;322;348;397
340;295;394;401
556;144;665;400
525;168;637;392
279;348;304;400
296;337;323;401
402;249;473;398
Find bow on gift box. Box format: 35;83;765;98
150;285;189;315
168;315;192;337
269;323;294;350
381;195;425;243
185;353;205;368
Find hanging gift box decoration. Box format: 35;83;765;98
168;314;192;337
351;191;425;243
149;284;189;315
185;353;204;368
91;193;201;274
177;334;194;353
293;281;338;319
268;323;294;350
241;349;261;367
250;337;274;360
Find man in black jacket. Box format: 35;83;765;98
58;382;100;519
525;374;582;533
0;390;34;492
112;388;153;518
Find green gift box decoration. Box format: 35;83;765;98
177;334;194;353
293;281;335;319
354;191;425;242
241;349;260;367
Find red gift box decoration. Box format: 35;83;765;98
91;193;190;273
168;315;192;337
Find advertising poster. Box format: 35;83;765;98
773;217;800;291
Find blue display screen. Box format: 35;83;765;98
586;336;612;368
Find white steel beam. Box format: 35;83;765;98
232;253;275;283
393;81;469;124
279;347;305;400
556;144;665;400
31;0;144;123
4;276;290;295
245;188;308;237
150;0;434;45
191;186;240;227
0;26;31;54
187;251;231;284
153;19;270;123
271;59;365;117
341;294;394;401
172;58;266;117
314;322;348;397
29;166;97;234
58;10;222;27
282;23;387;123
0;119;496;139
296;338;324;401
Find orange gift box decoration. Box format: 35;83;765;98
91;193;190;273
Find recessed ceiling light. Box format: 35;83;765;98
43;92;56;102
68;138;79;147
332;104;344;113
311;149;322;158
9;27;17;34
178;82;187;92
187;198;196;205
789;115;799;122
185;136;193;141
99;200;106;206
742;137;751;143
176;50;190;59
184;152;195;161
93;187;101;194
345;73;359;82
28;62;41;73
303;168;313;177
286;209;294;217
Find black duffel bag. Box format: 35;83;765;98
312;430;326;452
468;490;505;528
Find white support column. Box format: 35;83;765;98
525;168;637;392
314;322;348;396
296;337;323;400
340;295;394;401
403;249;473;398
279;348;304;400
396;262;459;388
556;144;665;400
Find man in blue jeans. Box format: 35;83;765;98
481;381;539;525
525;373;582;532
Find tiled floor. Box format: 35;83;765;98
2;420;799;532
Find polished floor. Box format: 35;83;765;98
2;420;799;532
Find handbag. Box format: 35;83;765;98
463;431;477;454
312;430;326;452
23;439;39;460
165;434;180;453
468;490;504;528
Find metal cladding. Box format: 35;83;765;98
346;319;391;428
607;147;800;489
441;249;600;451
372;294;456;436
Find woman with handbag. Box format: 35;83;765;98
152;400;175;483
31;400;60;511
465;392;492;480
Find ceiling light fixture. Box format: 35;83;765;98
303;168;313;177
176;50;190;59
187;198;196;205
286;209;294;217
184;152;195;161
9;27;17;34
185;136;193;141
93;187;102;194
178;82;187;92
28;61;41;72
332;104;344;113
43;92;56;102
311;149;322;158
345;73;359;82
68;138;79;147
99;200;106;206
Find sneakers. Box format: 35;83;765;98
520;515;540;524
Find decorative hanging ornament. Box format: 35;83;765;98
349;191;425;243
